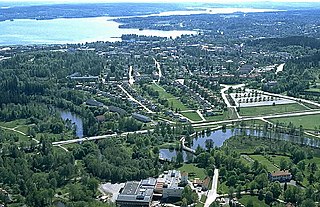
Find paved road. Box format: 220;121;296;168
205;168;219;207
128;65;135;85
220;84;244;118
153;58;162;83
118;84;154;114
52;129;153;146
191;110;320;128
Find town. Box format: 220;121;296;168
0;2;320;207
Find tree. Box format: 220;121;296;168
176;151;184;166
301;198;315;207
279;158;287;170
258;189;264;201
247;199;254;207
269;181;282;199
265;191;274;205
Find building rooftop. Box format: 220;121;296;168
270;170;291;177
116;181;153;204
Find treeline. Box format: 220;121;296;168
249;36;320;49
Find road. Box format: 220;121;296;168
191;110;320;128
128;65;135;85
153;58;162;83
204;168;219;207
118;84;154;114
52;129;153;146
275;63;285;75
220;84;244;118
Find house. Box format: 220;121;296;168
132;113;151;123
181;172;188;184
268;170;292;182
86;99;104;107
108;105;126;116
238;64;254;74
95;115;106;122
201;177;211;191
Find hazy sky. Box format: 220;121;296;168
1;0;320;3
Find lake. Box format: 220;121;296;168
0;8;281;46
160;128;320;162
59;110;84;138
0;17;197;45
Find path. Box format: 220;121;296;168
191;110;320;128
275;63;285;75
197;109;206;121
204;168;219;207
128;65;135;85
153;58;162;83
118;84;154;114
220;84;244;119
0;125;39;143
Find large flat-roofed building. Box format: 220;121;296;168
116;179;155;207
161;170;184;199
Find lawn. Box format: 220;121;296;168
205;108;237;122
250;155;279;172
268;114;320;130
0;119;27;128
149;83;190;110
169;98;189;111
181;111;203;122
239;103;308;117
239;195;269;207
178;164;207;180
270;155;292;168
149;83;176;99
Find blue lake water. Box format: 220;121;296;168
160;128;319;162
59;110;84;138
0;8;281;46
0;17;197;45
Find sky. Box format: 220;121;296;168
1;0;320;3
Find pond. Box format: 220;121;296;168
191;128;320;150
58;109;84;138
159;149;194;162
160;128;320;161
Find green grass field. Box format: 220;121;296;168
0;119;28;128
270;155;292;168
268;114;320;130
181;111;203;121
169;98;189;111
239;103;308;117
239;195;269;207
250;155;279;172
149;83;190;110
149;83;176;99
305;88;320;93
178;164;207;180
